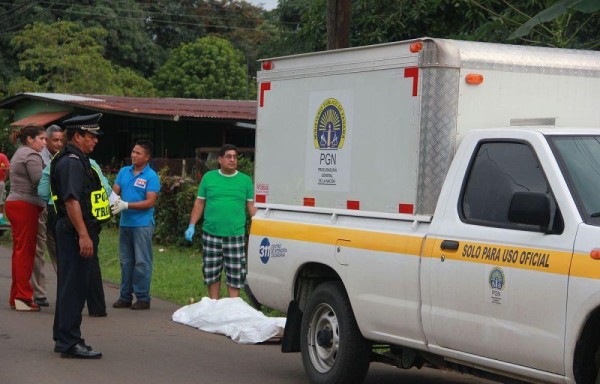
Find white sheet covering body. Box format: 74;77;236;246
172;297;286;344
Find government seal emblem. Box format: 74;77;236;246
313;98;346;150
489;267;505;290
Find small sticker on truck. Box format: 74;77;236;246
259;237;288;264
487;266;508;305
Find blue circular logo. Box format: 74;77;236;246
259;238;271;264
489;267;505;290
313;98;346;150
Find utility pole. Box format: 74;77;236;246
327;0;350;50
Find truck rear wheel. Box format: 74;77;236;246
300;281;371;384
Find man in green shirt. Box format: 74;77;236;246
185;144;256;299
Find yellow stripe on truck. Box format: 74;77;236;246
569;253;600;280
429;239;573;275
252;218;600;279
251;219;424;255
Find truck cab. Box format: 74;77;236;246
424;128;600;383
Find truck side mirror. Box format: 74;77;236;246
508;192;551;230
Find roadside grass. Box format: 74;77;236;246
0;226;282;316
98;226;206;304
99;226;261;308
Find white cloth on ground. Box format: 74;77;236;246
172;297;286;344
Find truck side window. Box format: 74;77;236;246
461;141;563;232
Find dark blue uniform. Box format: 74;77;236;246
51;143;106;352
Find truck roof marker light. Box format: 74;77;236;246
409;42;423;53
590;249;600;260
347;200;360;210
303;197;315;207
262;61;274;70
255;194;266;203
466;74;484;85
399;203;414;214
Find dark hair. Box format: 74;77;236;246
10;124;46;145
66;129;77;141
135;139;153;157
218;144;238;157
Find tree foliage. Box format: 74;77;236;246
264;0;600;56
8;21;155;96
152;36;249;99
507;0;600;48
0;0;597;103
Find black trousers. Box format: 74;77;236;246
86;252;106;315
52;218;99;351
47;210;106;315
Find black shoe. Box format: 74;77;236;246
34;297;49;307
131;301;150;310
55;344;93;353
89;312;107;317
112;299;132;309
60;343;102;359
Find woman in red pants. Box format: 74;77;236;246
5;124;46;311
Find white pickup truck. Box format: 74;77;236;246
246;38;600;384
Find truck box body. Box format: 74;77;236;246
248;38;600;384
255;38;600;215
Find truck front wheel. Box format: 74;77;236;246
300;281;371;384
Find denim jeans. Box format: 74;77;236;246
118;225;154;302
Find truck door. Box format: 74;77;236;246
424;138;575;374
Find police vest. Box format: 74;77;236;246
50;148;111;224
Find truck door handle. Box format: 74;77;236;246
440;240;459;251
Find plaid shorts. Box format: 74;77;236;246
201;232;246;289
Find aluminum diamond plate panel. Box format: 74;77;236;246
416;67;460;215
421;38;600;77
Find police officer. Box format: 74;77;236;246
51;113;109;359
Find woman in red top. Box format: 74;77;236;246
5;124;46;311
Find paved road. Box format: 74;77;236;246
0;244;495;384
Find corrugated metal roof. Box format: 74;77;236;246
25;93;103;103
1;93;257;121
10;110;71;127
75;94;257;120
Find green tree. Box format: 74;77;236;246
62;0;166;77
264;0;599;55
0;0;164;80
507;0;600;48
152;36;249;99
8;21;155;96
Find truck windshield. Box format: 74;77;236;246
549;135;600;225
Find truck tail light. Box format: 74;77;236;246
262;61;274;70
399;203;414;214
466;74;484;85
590;249;600;260
303;197;315;207
347;200;360;210
409;42;423;53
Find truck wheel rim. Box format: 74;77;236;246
307;303;339;373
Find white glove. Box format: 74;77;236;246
109;191;119;205
111;198;129;215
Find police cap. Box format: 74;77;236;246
62;113;103;136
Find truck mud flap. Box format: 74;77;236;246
282;300;302;353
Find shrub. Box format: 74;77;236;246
154;172;201;247
125;155;254;247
